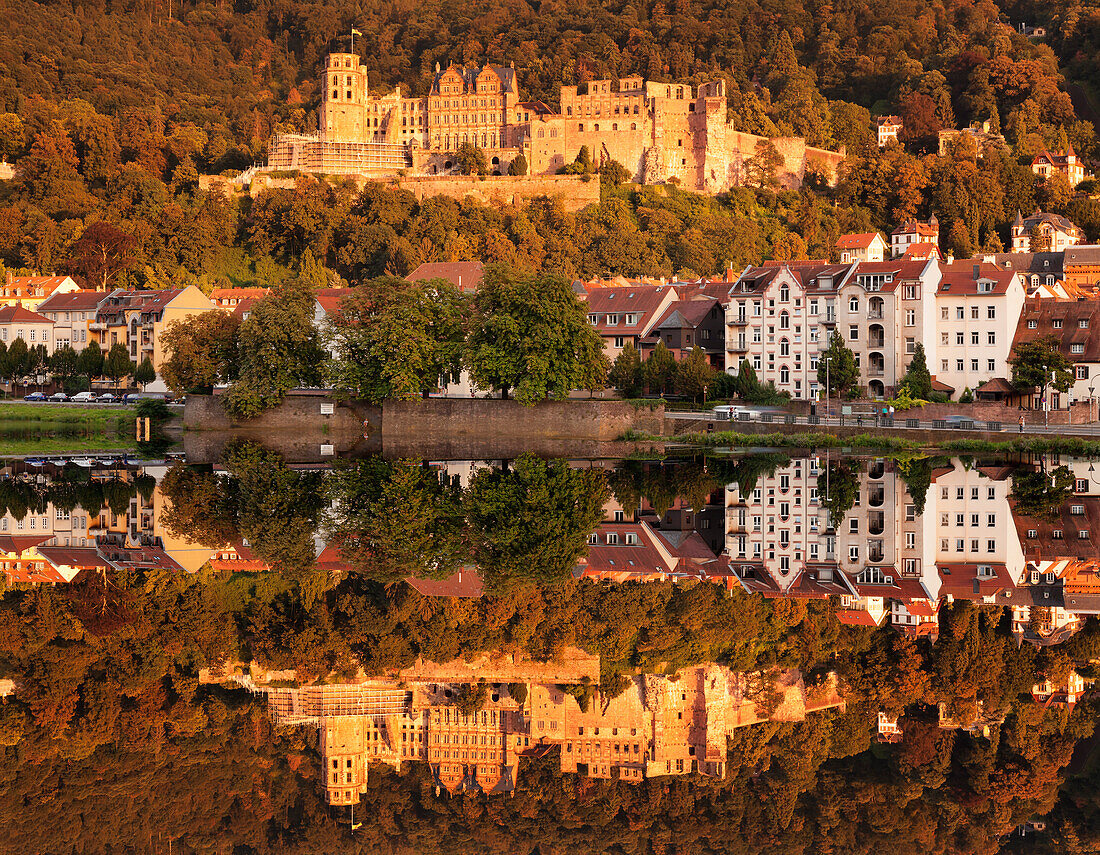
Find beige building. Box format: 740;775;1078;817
0;305;56;355
267;52;845;193
1010;210;1084;253
94;286;216;390
0;274;79;309
36;290;108;351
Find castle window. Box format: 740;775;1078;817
579;123;584;131
567;106;572;116
333;90;338;100
631;123;637;130
612;123;617;131
594;124;599;131
634;105;639;113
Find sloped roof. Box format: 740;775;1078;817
0;304;53;324
1064;245;1100;267
1019;210;1083;236
938;262;1020;296
406;567;483;598
835;608;881;627
836;233;883;250
902;242;942;260
37;290;109;313
650;297;719;332
586;285;677;335
314;287;356;317
1014;298;1100;361
406;261;484;293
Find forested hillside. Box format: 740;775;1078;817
0;0;1099;286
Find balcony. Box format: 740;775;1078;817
729;315;749;326
867;309;884;320
869;512;885;536
728;339;748;352
89;322;106;331
868;488;885;508
868;335;885;349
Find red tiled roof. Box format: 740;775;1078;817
37;290;109;312
578;522;676;579
937;262;1020;296
835;608;880;626
0;304;53;324
902;242;942;260
586;285;678;335
836;233;881;250
407;567;483;598
937;563;1014;600
406;261;485;293
1013;299;1100;361
314;287;356;317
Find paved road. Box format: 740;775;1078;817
669;410;1100;438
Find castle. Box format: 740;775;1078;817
266;52;845;194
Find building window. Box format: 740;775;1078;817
905;309;915;326
1076;365;1089;380
987;332;995;345
1028;319;1037;329
1072;343;1084;354
849;325;858;341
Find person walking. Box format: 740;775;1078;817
1019;414;1025;433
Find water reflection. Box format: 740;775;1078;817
1;447;1099;852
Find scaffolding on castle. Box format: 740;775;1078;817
266;684;410;727
267;133;411;175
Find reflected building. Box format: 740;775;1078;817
238;660;844;803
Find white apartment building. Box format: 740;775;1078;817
725;261;854;401
836;258;939;398
934;262;1026;397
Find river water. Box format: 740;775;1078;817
0;444;1097;853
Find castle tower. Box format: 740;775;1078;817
320;718;366;805
320;53;368;143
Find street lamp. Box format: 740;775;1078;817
1090;384;1096;424
825;356;833;425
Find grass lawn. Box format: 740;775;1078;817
0;402;132;456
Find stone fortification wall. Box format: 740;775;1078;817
383;398;665;445
397;647;600;684
395;174;601;212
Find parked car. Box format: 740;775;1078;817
944;415;973;428
70;391;96;403
48;392;68;402
125;392;168;404
97;393;118;404
70;457;96;468
23;392;46;402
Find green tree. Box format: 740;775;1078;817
599;159;632;186
1010;465;1075;523
817;331;859;398
821;460;860;529
643;341;676;396
901;342;933;399
675;346;716;401
1009;334;1073;406
224;279;326;419
745;138;783;190
608;341;642;397
77;341;104;386
133;357;156;390
466;265;608;404
465;455;608;593
49;344;80;388
735;359;760;399
324;277;468;402
454;143;488;176
326;460;467;583
103;343;134;390
3;337;29;385
160;310;241;395
507;153;528;176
